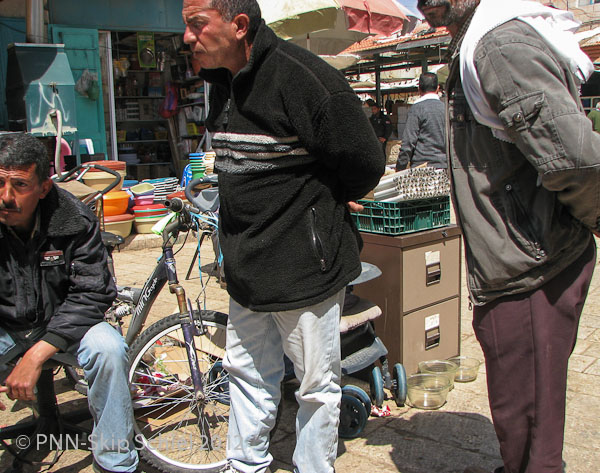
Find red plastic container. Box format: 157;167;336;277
132;204;168;218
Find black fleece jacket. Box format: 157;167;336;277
0;185;116;351
200;22;385;311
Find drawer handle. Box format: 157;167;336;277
426;263;441;286
425;327;440;350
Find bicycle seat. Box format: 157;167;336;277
102;231;125;249
349;262;382;286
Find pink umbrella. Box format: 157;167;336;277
259;0;408;55
341;0;408;36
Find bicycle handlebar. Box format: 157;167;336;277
164;197;200;215
184;176;219;213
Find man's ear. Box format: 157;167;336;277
233;13;250;40
40;178;53;199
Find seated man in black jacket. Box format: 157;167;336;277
0;132;138;473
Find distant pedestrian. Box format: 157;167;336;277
369;103;393;153
587;101;600;133
396;72;446;170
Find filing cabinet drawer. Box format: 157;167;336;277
401;236;460;313
401;298;460;375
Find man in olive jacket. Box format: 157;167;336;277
0;132;138;473
418;1;600;472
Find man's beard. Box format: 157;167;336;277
418;0;479;28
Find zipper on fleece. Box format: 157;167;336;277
310;207;327;272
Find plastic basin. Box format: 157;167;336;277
103;213;134;238
82;171;124;192
134;195;156;206
86;160;127;172
448;356;481;382
103;191;130;216
134;215;165;234
418;360;459;390
406;373;450;410
132;204;168;218
130;182;156;196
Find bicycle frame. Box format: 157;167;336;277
120;199;209;399
123;256;168;347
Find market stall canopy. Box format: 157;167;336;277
320;54;361;70
258;0;408;55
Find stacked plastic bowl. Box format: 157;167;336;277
129;182;156;207
141;177;178;203
84;160;131;238
103;190;134;238
132;203;169;234
189;152;206;179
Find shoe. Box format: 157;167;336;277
92;459;139;473
219;465;271;473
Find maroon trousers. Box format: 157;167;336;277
473;238;596;473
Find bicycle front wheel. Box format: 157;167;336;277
128;310;229;473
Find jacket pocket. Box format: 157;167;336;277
497;91;564;164
71;261;109;292
503;183;546;261
309;207;327;273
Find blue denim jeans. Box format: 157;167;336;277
0;322;138;472
224;289;344;473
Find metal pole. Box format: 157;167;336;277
26;0;45;44
375;54;382;106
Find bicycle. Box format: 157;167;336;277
126;182;231;473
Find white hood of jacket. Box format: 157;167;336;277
460;0;594;142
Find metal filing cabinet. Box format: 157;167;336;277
354;225;462;375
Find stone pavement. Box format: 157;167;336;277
1;233;598;473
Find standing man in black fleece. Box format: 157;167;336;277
182;1;385;472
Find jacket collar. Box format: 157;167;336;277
0;184;87;239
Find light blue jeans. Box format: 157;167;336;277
0;322;138;472
223;289;344;473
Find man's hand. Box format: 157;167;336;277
0;341;59;410
378;137;386;143
347;201;364;212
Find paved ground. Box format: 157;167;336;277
1;231;599;473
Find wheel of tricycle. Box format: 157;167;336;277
391;363;407;407
369;365;385;408
338;393;368;439
342;385;371;416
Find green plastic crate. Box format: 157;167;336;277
351;196;451;235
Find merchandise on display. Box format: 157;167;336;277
373;167;450;203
